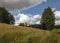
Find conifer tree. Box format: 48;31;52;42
41;7;55;30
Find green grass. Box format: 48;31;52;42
0;23;60;43
52;29;60;33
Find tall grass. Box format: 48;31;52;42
0;23;60;43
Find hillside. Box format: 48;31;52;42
0;23;60;43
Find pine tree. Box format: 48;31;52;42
41;7;55;30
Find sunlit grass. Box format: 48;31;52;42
0;23;60;43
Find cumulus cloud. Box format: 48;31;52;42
15;13;32;26
55;20;60;25
15;13;41;26
0;0;47;10
15;9;60;26
54;11;60;20
52;8;56;11
33;14;41;21
54;11;60;25
36;21;40;24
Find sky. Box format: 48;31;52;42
0;0;60;25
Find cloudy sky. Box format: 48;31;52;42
0;0;60;25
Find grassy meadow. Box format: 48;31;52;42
0;23;60;43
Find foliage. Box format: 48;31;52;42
54;25;60;29
41;7;55;30
29;24;40;29
19;23;24;26
0;7;15;24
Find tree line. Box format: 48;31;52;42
19;7;57;30
0;7;60;30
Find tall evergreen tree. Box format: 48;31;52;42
41;7;55;30
0;7;15;24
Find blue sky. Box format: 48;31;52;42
0;0;60;25
13;0;60;16
6;0;60;25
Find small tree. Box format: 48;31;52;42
41;7;55;30
0;7;15;24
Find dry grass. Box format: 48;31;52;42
0;23;60;43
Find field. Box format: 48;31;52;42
0;23;60;43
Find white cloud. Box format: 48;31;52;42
55;20;60;25
36;21;40;24
15;13;32;26
54;11;60;25
54;11;60;20
33;14;41;21
15;8;60;26
0;0;47;10
52;8;56;11
30;0;47;5
15;13;41;26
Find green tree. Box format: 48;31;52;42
41;7;55;30
9;14;15;24
19;23;24;26
0;7;15;24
